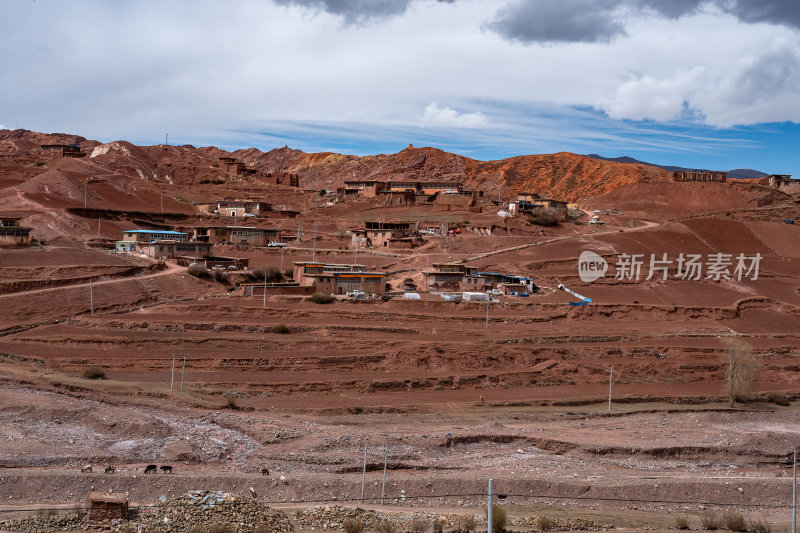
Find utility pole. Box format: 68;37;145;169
312;223;317;262
280;248;285;272
165;132;168;146
354;239;358;265
160;194;164;214
84;182;87;208
608;367;613;411
263;270;267;308
97;217;101;238
793;449;797;533
381;439;388;504
487;479;494;533
89;279;94;316
170;354;175;392
180;355;186;392
360;443;368;503
485;299;490;329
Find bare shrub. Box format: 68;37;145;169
432;518;444;533
535;515;556;531
343;520;365;533
485;505;507;533
187;265;211;278
526;208;560;227
374;521;397;533
226;397;239;410
766;391;790;406
723;510;747;532
311;292;334;304
674;514;689;530
700;511;720;530
212;269;229;283
410;517;430;533
749;517;772;533
723;339;759;406
83;366;106;380
252;267;283;283
457;515;476;533
273;323;291;334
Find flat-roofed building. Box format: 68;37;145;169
352;221;421;248
672;170;727;183
193;226;281;246
422;263;485;292
292;261;388;295
0;217;32;246
216;199;272;217
122;229;188;243
343;180;388;197
41;144;84;158
143;240;212;260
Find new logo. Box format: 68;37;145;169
578;250;608;282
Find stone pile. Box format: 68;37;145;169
293;506;475;531
0;512;84;532
129;491;293;533
513;514;611;531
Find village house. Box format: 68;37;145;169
193;226;281;246
218;157;300;187
351;221;422;249
672;170;727;183
216;198;272;217
387;181;463;195
479;271;538;294
342;180;388;197
40;144;84;158
0;217;32;246
292;261;388;295
508;193;568;219
762;174;800;194
142;240;212;260
122;229;188;243
422;263;486;292
86;492;128;524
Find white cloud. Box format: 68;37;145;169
595;67;705;122
0;124;8;131
420;102;487;128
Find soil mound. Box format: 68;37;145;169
585;181;790;219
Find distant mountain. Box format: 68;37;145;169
584;154;689;172
584;155;770;178
726;168;769;180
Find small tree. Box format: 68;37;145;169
723;339;759;406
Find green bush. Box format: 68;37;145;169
83;366;106;380
311;292;334;304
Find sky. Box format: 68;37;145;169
1;0;799;173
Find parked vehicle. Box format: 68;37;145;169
785;219;795;224
346;290;366;299
267;241;287;247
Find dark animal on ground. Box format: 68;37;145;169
144;464;157;474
